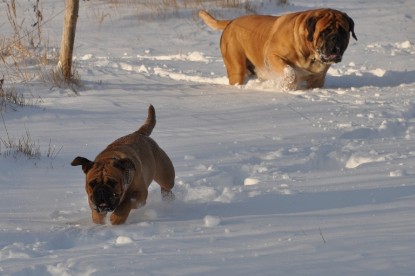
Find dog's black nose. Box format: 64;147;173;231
94;187;106;202
93;187;117;212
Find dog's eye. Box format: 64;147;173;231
106;180;117;189
337;26;346;36
89;181;97;189
321;27;332;36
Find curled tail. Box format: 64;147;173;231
138;105;156;136
199;10;231;30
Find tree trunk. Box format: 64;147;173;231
59;0;79;80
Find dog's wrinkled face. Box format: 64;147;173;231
306;11;357;64
86;162;124;213
71;157;135;213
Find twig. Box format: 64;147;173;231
0;112;12;146
319;227;326;244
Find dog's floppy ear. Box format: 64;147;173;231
306;16;317;42
71;156;94;174
345;15;357;40
113;158;135;171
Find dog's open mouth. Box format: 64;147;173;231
96;203;115;213
319;52;342;64
92;198;119;213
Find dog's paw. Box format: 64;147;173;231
280;66;297;91
92;210;106;224
110;213;128;225
161;190;175;202
283;65;296;84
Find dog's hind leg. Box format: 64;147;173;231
221;40;247;85
224;56;247;85
154;149;175;202
161;188;175;202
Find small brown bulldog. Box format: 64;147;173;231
71;105;175;225
199;8;357;90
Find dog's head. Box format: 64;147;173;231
71;156;135;213
306;9;357;64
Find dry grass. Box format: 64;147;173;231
2;0;43;61
37;64;81;93
1;0;74;87
139;0;257;19
0;77;43;112
0;112;61;160
0;126;41;159
92;0;289;21
0;111;40;159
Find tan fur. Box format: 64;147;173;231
199;9;357;90
198;10;231;30
72;105;175;225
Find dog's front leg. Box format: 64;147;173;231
265;53;298;90
110;189;148;225
110;198;134;225
306;69;328;89
91;209;106;224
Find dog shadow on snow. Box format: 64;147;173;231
326;69;415;88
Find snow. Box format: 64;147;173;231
1;0;415;275
244;177;260;186
115;236;133;245
203;216;221;227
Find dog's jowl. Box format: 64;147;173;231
72;105;175;225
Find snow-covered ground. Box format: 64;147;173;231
1;0;415;275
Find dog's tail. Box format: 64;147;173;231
199;10;231;30
138;105;156;136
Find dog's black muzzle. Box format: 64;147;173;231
92;187;120;213
319;33;347;64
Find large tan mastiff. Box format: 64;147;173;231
71;105;175;225
199;8;357;90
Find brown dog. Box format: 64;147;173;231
199;8;357;90
71;105;175;225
